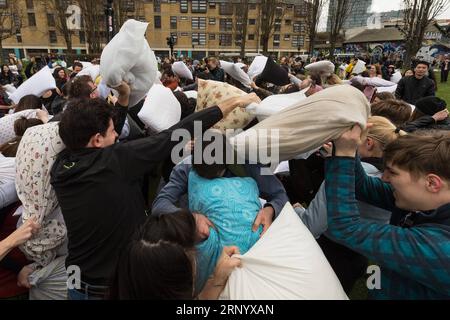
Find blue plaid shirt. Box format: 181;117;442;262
325;156;450;299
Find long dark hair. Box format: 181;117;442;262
109;210;197;300
14;95;42;113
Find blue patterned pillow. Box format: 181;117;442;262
188;170;262;291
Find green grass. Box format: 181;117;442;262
435;71;450;111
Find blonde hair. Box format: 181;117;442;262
367;116;407;148
326;74;342;85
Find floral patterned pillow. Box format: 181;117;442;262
15;121;67;267
196;79;255;133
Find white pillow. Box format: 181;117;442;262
172;61;193;80
376;84;397;93
138;84;181;132
80;61;93;69
183;90;198;99
246;88;308;121
2;84;16;95
247;56;268;79
352;60;366;75
100;19;158;107
0;109;38;144
219;202;348;300
220;60;252;87
76;64;100;82
305;60;335;75
352;76;396;87
390;71;402;84
9;66;56;104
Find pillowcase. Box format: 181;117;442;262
9;66;56;104
188;170;262;292
183;90;198;99
100;19;158;107
220;60;252;87
246;89;308;121
196;79;255;133
76;64;100;82
0;109;38;144
247;56;268;79
230;85;370;162
138;84;181;132
172;61;193;80
305;60;335;76
219;202;348;300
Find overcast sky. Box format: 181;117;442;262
318;0;450;31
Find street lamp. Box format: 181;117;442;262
105;0;114;43
167;36;175;57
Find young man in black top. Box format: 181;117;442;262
50;92;260;299
395;61;435;105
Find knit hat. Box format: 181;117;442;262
415;96;447;116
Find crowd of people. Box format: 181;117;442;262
0;41;449;301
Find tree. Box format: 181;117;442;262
77;0;105;55
234;0;250;58
114;0;145;30
327;0;353;61
259;0;281;55
400;0;449;68
0;1;24;61
40;0;75;59
305;0;327;55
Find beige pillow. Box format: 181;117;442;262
196;79;255;132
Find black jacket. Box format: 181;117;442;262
401;115;450;132
395;76;435;105
50;106;223;285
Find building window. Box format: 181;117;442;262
26;0;34;9
170;32;178;44
79;31;85;44
284;34;290;41
209;17;216;25
219;18;232;32
274;19;281;32
209;2;216;9
191;0;207;13
16;34;22;43
47;13;55;27
27;13;36;27
192;17;206;30
154;15;161;29
49;30;57;43
249;3;256;10
248;34;255;41
124;0;135;12
294;4;307;17
293;21;305;33
180;16;188;20
209;33;216;40
154;0;161;13
170;16;177;29
292;35;304;47
285;19;291;26
219;33;232;46
249;19;256;25
219;3;233;15
180;0;188;13
273;34;280;47
275;6;283;17
192;32;206;46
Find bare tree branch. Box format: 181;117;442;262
401;0;449;68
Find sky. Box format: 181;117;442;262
318;0;450;31
370;0;450;18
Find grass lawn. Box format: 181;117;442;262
435;71;450;110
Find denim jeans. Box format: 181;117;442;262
67;280;109;300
